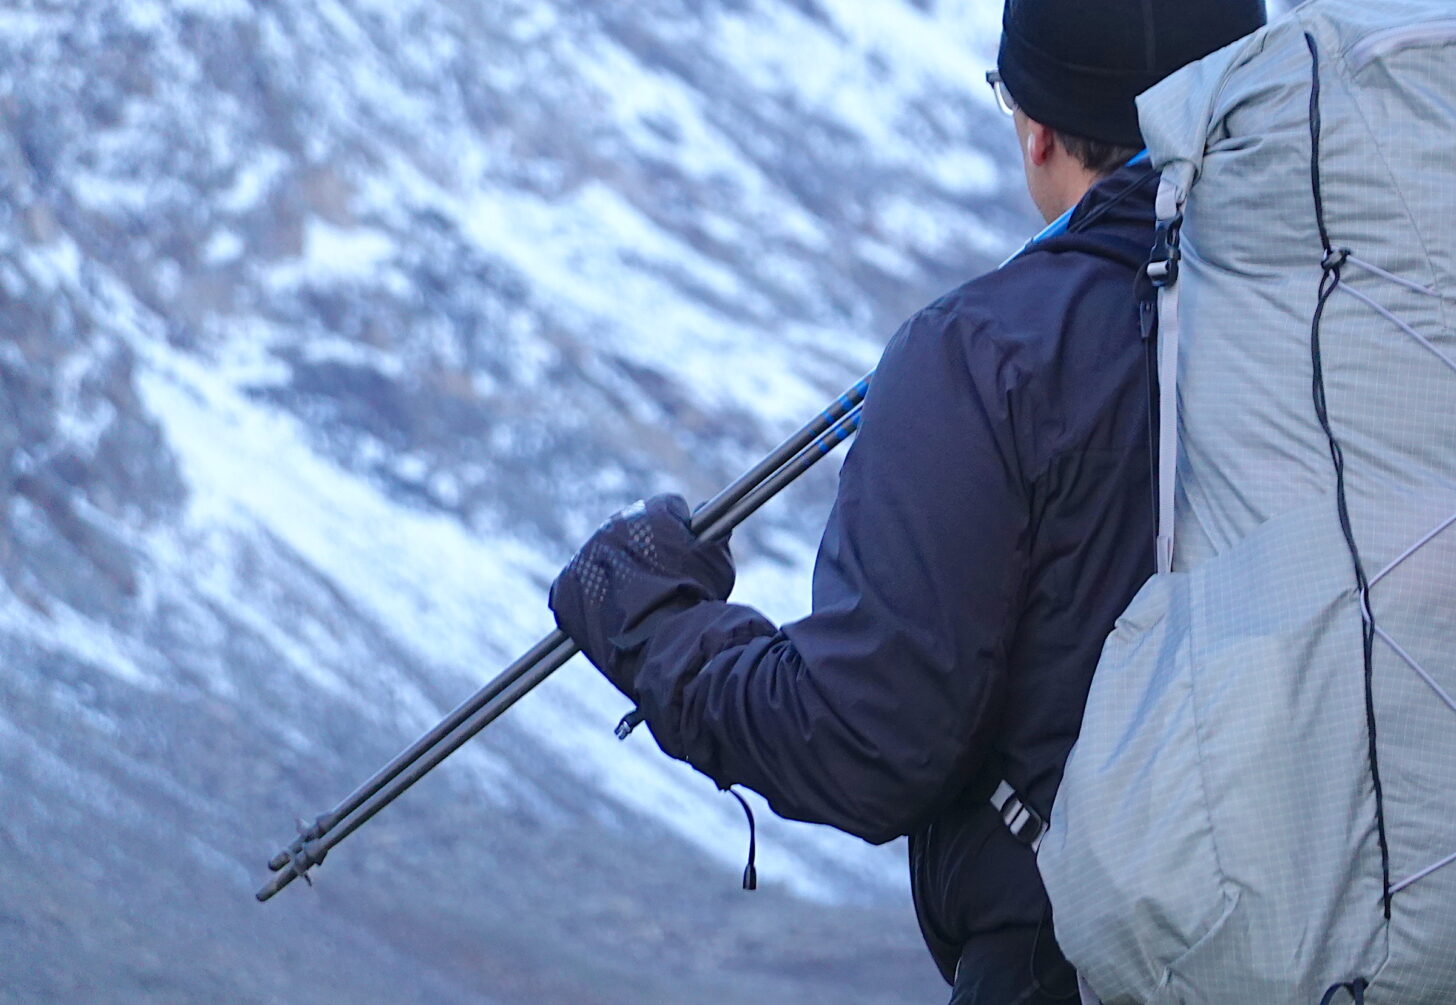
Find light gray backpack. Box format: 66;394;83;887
1037;2;1456;1002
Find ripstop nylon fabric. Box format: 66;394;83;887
1036;2;1456;1001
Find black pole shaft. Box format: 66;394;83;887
699;408;863;543
264;372;873;875
267;630;568;871
256;636;578;902
259;402;861;903
257;378;867;897
261;402;864;900
691;373;870;528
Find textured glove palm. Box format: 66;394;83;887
549;494;735;698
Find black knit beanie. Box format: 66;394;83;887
997;0;1267;147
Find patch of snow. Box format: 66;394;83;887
23;235;83;290
203;230;245;265
877;192;1008;258
218;149;290;214
924;147;999;196
0;582;156;690
292;336;405;379
265;219;397;289
71;172;157;213
0;10;59;41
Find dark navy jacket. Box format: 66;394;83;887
616;164;1156;987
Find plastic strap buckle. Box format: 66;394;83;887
991;780;1046;852
1146;211;1185;289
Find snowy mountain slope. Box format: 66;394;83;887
0;1;1034;1001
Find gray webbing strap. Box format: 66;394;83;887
1153;167;1193;574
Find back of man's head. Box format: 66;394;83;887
998;0;1268;172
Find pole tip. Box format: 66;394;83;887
255;866;296;903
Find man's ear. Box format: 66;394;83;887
1025;118;1056;168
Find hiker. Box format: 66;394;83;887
1038;2;1456;1001
550;0;1266;1000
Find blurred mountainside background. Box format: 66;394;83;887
0;1;1037;1002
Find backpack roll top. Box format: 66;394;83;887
1039;2;1456;1001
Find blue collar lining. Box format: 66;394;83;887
1003;149;1150;265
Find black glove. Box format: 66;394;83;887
549;494;735;698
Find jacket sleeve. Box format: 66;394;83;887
631;307;1031;844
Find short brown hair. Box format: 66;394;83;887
1054;130;1142;177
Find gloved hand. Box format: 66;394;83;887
549;494;735;698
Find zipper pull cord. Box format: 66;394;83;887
615;707;646;740
728;788;758;891
618;712;757;891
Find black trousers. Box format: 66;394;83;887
947;925;1080;1005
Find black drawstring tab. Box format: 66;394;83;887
615;714;756;889
615;717;757;889
1320;978;1368;1005
727;789;758;891
614;707;646;740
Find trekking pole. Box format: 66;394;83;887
256;374;872;902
